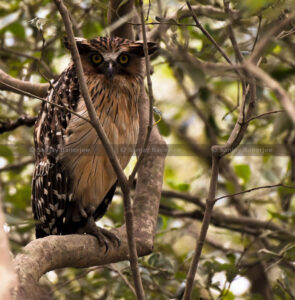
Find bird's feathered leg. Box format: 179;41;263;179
77;205;120;252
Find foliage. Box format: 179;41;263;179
1;0;295;299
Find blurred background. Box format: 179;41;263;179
0;0;295;299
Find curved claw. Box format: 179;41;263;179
78;216;120;252
99;227;121;248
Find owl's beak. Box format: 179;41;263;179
105;61;116;80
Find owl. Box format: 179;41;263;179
32;37;157;249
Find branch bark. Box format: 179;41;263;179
11;1;166;299
13;122;166;299
182;2;258;298
0;115;37;134
107;0;135;40
54;0;146;298
244;62;295;126
0;69;48;98
0;194;17;299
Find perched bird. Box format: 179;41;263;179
32;36;157;248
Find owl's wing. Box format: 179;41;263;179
93;181;117;220
32;67;80;237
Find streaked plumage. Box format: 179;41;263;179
32;37;157;242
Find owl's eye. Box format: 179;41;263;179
118;54;129;64
91;54;103;64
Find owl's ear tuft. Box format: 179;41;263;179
129;42;158;57
63;37;93;53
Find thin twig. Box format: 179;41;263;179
0;79;91;123
129;0;155;185
53;1;144;300
244;62;295;126
251;16;262;53
129;21;199;27
182;3;259;297
182;155;220;300
0;46;54;78
159;205;295;240
0;158;34;172
223;0;246;92
214;183;295;203
245;109;284;124
161;190;205;209
249;12;295;64
185;0;233;65
223;0;243;63
107;264;137;297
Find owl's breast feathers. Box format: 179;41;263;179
62;73;141;208
32;65;141;236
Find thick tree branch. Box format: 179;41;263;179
107;0;135;40
0;115;37;134
0;196;17;300
0;69;48;98
13;120;166;299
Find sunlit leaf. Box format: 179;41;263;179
234;164;251;184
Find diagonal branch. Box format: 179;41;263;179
0;69;48;98
244;62;295;126
54;0;144;298
13;121;166;299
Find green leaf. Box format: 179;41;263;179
221;290;235;300
280;243;295;261
6;184;31;210
156;117;170;137
167;179;190;192
225;181;235;194
268;210;289;221
234;164;251;184
278;185;295;197
6;21;25;38
82;21;103;38
0;145;14;163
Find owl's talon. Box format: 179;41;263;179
79;216;119;252
78;202;88;219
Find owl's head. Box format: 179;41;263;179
64;36;157;80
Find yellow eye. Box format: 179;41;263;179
118;54;129;64
91;54;102;64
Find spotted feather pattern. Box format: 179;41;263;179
31;37;153;238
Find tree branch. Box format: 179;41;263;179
0;195;17;299
13;121;166;299
0;69;48;98
182;2;258;297
0;115;37;134
53;1;145;298
0;158;34;173
182;155;220;300
178;4;240;21
244;62;295;126
107;0;135;40
128;0;156;183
